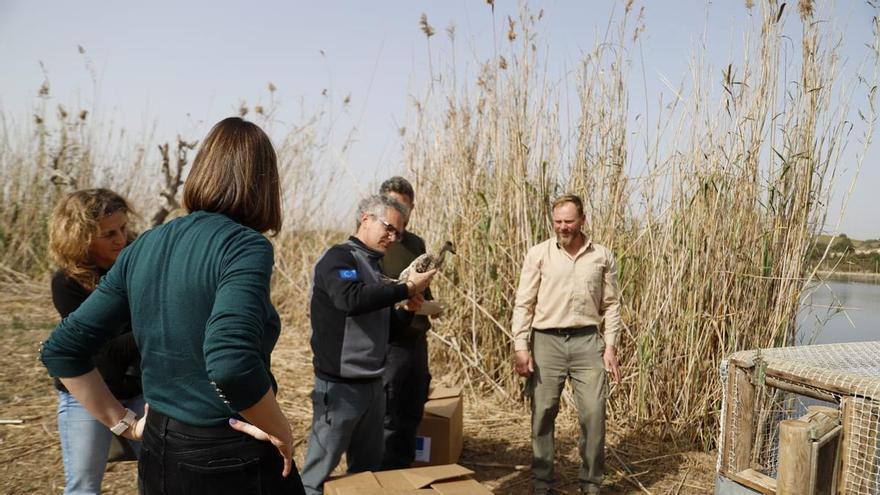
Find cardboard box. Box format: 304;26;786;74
414;387;463;466
325;464;491;495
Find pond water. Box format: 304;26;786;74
797;279;880;344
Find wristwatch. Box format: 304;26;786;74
110;408;138;436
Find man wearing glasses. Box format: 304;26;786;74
301;194;436;495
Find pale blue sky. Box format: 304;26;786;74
1;0;877;238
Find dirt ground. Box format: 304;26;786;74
0;283;716;494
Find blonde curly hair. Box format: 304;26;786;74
48;189;132;290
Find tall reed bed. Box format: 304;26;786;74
404;0;878;446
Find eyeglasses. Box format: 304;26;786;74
376;217;402;240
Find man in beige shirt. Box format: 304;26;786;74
512;193;621;495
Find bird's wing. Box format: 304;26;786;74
412;253;432;272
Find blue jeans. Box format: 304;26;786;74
57;390;145;495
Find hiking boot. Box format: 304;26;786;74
580;484;601;494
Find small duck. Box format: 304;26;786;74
397;241;456;284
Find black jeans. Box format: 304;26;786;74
381;335;431;469
139;409;304;495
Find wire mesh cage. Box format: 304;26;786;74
717;342;880;495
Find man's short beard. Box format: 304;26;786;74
557;231;580;247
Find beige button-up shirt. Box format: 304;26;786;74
511;236;621;351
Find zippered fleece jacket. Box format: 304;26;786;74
310;236;413;382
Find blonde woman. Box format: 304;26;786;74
48;188;144;495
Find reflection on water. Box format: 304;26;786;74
797;280;880;344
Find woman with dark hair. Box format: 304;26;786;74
41;117;304;494
48;188;143;495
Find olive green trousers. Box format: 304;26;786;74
528;328;607;491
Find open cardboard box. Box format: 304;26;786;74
325;464;492;495
414;387;463;466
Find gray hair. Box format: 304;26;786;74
356;194;410;228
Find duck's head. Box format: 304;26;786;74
440;241;456;255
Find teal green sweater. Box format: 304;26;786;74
41;211;280;427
